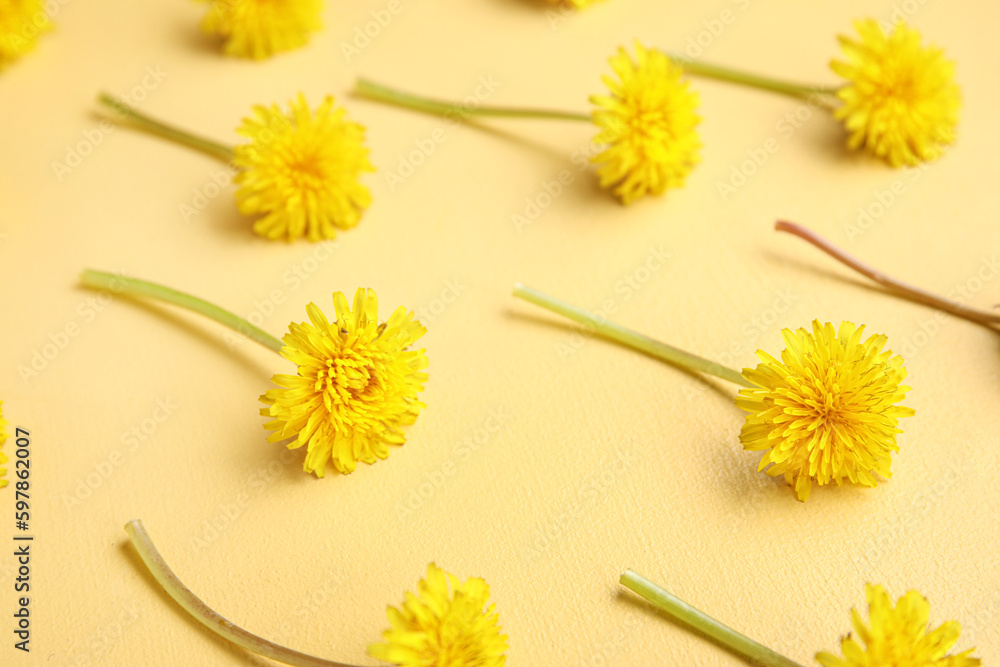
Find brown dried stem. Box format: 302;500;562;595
775;220;1000;327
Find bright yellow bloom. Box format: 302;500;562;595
736;321;914;501
260;288;427;475
818;584;980;667
0;0;51;70
0;401;7;488
369;563;508;667
590;43;701;205
831;19;960;167
234;94;374;242
198;0;322;60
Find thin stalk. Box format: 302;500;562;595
356;78;591;122
124;520;358;667
98;92;235;163
775;220;1000;327
620;570;805;667
80;269;284;353
663;52;840;103
513;284;751;387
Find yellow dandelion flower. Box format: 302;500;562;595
198;0;322;60
97;92;373;243
831;19;960;167
590;43;701;205
0;0;51;70
234;94;374;242
260;288;427;476
737;320;914;502
818;584;980;667
369;563;508;667
0;401;8;488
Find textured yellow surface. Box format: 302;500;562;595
2;0;998;665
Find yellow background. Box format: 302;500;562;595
2;0;998;664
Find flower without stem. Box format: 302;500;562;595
817;584;979;667
369;563;508;667
198;0;323;60
0;0;52;70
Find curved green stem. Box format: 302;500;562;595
98;92;235;163
512;284;751;387
356;78;591;122
80;270;284;354
620;570;805;667
663;52;840;103
124;520;358;667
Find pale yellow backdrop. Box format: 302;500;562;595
1;0;998;665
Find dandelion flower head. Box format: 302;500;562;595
590;43;701;204
831;19;960;167
234;94;374;243
736;321;914;501
817;584;980;667
369;563;508;667
199;0;322;60
0;0;52;70
260;288;427;475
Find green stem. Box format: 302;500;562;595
80;269;284;354
663;52;840;103
620;570;805;667
356;78;591;122
124;520;358;667
98;92;235;163
512;284;751;387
